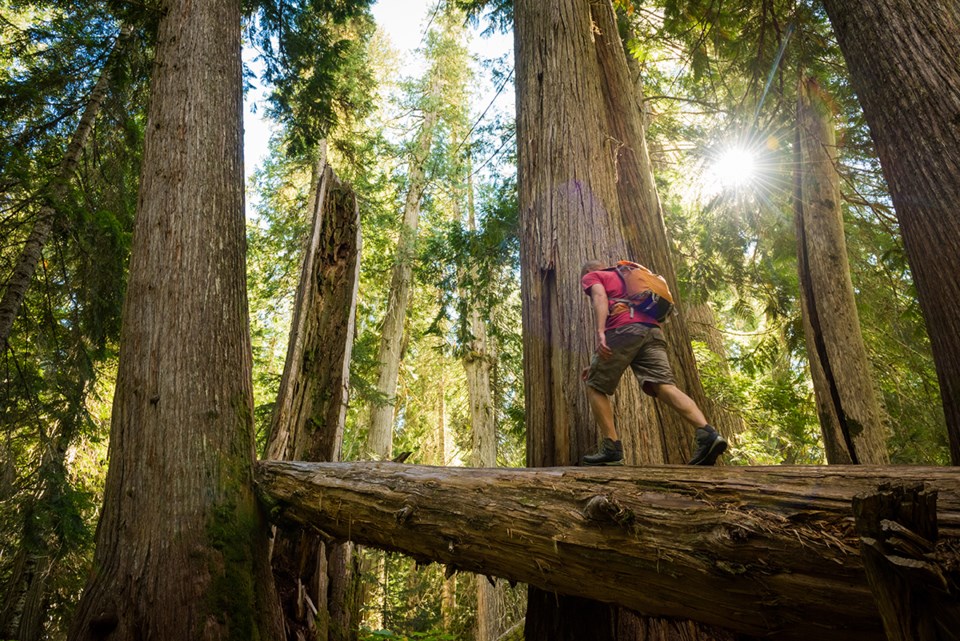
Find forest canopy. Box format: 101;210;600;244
0;0;956;640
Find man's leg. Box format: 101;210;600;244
647;383;707;427
586;385;618;440
648;383;727;465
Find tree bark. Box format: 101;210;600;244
0;23;133;348
589;0;711;465
794;74;889;465
66;0;283;638
265;163;360;465
685;302;747;445
366;101;438;460
514;1;662;634
853;483;960;641
256;461;960;641
819;0;960;464
265;160;361;641
515;1;724;637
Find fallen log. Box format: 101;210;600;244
853;483;960;641
255;462;960;641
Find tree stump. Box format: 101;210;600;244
853;483;960;641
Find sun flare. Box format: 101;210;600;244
713;148;757;189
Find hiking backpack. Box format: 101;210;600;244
605;260;674;322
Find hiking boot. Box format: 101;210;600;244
688;426;727;465
583;437;624;466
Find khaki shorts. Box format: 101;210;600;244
586;324;675;397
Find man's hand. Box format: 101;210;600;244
596;330;612;359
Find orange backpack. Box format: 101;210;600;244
605;260;674;322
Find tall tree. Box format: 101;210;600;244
819;0;960;464
458;157;501;641
515;0;734;638
366;5;470;459
66;0;284;636
794;74;889;464
0;22;133;348
366;81;439;461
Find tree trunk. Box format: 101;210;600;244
819;0;960;464
853;483;960;641
463;158;500;641
794;74;889;465
685;302;747;444
66;0;283;638
0;23;133;348
366;103;438;460
514;1;660;634
515;1;721;637
265;162;360;465
265;159;361;641
589;0;711;465
256;460;960;641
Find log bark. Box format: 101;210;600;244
256;461;960;641
795;74;889;464
853;483;960;641
819;0;960;464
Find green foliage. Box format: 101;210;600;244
246;0;377;157
0;2;147;636
631;0;945;463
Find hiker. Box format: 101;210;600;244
579;259;727;466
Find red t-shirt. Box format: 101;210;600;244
581;270;659;330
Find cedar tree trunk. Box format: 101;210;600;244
66;1;283;638
265;161;361;641
820;0;960;464
795;74;889;464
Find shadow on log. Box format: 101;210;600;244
255;461;960;641
853;483;960;641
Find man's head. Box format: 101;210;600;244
581;260;605;277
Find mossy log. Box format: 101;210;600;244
255;462;960;641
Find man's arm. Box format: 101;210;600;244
588;283;612;358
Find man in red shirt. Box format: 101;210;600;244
580;260;727;466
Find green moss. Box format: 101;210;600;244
205;501;261;641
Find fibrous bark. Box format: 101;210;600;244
515;0;720;637
853;483;960;641
66;0;283;637
256;461;960;641
589;0;711;465
795;74;889;465
819;0;960;464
